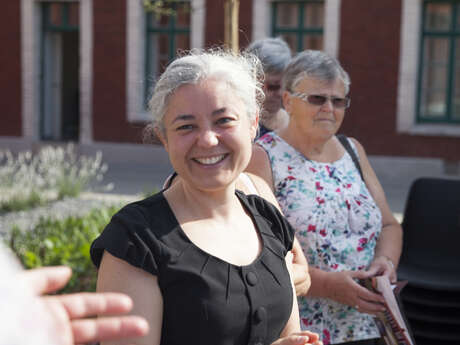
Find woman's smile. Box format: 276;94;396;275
192;153;229;165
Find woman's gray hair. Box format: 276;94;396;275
245;37;292;75
148;49;264;131
282;50;351;94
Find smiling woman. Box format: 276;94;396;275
155;79;257;192
90;50;321;345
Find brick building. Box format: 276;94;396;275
1;0;459;164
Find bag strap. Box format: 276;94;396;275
336;134;364;181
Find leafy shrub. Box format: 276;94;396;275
0;144;112;213
3;206;119;293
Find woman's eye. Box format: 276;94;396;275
216;117;234;125
176;124;194;131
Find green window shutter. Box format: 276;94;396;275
43;2;79;32
417;0;460;123
271;0;324;53
145;1;191;105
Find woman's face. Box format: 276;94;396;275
263;72;283;116
283;76;347;139
158;78;258;192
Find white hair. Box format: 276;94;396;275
283;50;351;95
148;49;264;132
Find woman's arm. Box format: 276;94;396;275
291;238;311;296
96;251;163;345
351;138;403;282
280;253;321;344
280;253;302;338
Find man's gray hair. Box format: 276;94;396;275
283;50;351;94
245;37;292;75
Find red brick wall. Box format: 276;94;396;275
92;0;144;143
339;0;460;161
205;0;252;49
0;2;21;136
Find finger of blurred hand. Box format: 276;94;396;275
48;292;134;319
72;315;149;344
20;266;72;295
271;331;321;345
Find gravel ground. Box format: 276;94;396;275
0;192;139;235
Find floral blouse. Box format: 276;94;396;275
257;132;382;344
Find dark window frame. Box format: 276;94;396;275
144;1;191;103
417;0;460;123
271;0;324;52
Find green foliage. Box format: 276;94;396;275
142;186;160;198
143;0;190;17
0;190;44;213
4;206;119;293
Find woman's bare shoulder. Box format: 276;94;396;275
246;144;274;187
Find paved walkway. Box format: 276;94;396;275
97;144;460;221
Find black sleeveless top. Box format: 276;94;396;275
91;191;295;345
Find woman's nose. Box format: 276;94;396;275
198;129;219;147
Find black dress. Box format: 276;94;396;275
91;191;295;345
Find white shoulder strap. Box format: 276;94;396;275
239;173;258;195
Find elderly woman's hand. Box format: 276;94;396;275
367;255;397;283
325;270;385;315
271;331;322;345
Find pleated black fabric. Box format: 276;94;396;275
91;191;295;345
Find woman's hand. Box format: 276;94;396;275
367;255;397;283
271;331;322;345
324;270;385;315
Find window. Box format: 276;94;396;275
145;1;191;102
271;0;324;52
43;2;79;30
417;0;460;123
41;2;80;141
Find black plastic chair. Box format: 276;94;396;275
397;177;460;344
398;177;460;291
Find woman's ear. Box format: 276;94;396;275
250;112;260;141
282;91;292;114
154;127;168;151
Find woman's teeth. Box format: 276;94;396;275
195;154;226;165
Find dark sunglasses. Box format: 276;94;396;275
290;92;351;109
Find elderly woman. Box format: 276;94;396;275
246;37;292;136
90;51;320;345
247;50;403;345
